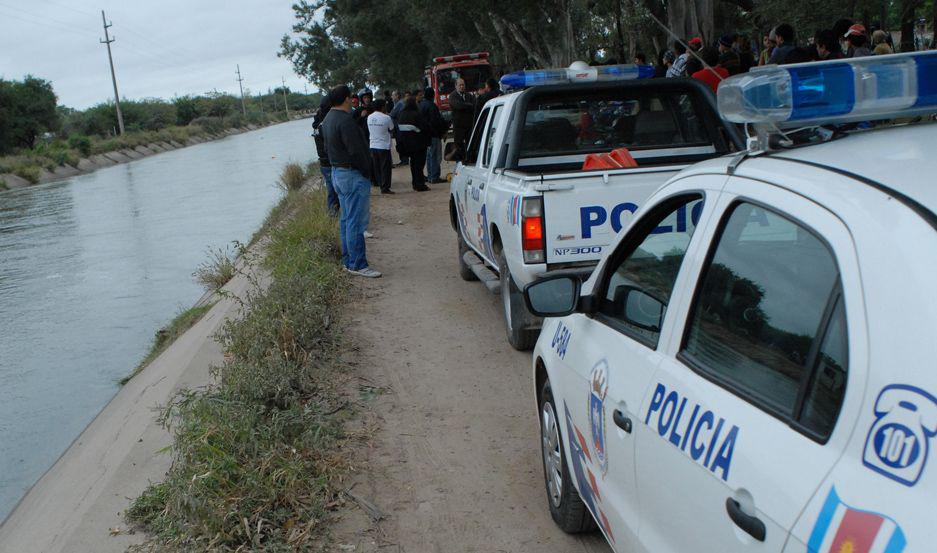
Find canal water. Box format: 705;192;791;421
0;119;317;521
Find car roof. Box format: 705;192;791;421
770;122;937;221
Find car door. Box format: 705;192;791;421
461;107;491;254
635;176;863;553
552;179;722;550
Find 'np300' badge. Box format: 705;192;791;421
589;360;609;476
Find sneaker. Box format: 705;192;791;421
412;185;430;192
380;189;395;195
430;178;447;184
348;267;382;278
363;230;375;239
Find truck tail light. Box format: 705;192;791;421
521;197;545;264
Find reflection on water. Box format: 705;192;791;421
0;119;316;520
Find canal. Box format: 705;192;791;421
0;119;317;520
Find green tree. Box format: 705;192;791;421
0;76;59;153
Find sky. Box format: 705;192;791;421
0;0;315;109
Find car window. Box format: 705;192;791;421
464;108;489;165
682;202;846;439
599;195;704;347
482;105;503;168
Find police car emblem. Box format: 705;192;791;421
589;360;609;476
863;384;937;487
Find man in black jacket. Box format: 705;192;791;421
448;78;475;153
475;78;501;116
321;85;381;278
312;97;339;216
419;87;447;184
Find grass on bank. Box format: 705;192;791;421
127;184;348;551
193;246;239;292
120;303;216;385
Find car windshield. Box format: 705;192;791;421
438;65;493;95
518;89;711;159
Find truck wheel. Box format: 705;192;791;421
496;249;538;350
540;380;597;533
457;232;478;281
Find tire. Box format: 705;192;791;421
540;380;597;533
495;249;539;350
457;232;478;281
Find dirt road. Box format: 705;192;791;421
335;165;611;552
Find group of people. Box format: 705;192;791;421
647;18;912;93
310;77;502;278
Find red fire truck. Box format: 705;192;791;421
423;52;493;123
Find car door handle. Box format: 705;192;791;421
612;409;632;433
725;498;766;542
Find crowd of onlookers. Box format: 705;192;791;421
645;18;926;93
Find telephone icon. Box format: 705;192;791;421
863;384;937;487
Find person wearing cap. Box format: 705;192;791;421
688;37;703;51
844;24;871;57
767;24;796;64
312;96;339;216
419;87;447;185
320;84;381;278
718;35;734;54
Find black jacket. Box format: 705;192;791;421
396;107;431;155
418;99;448;138
312;107;330;167
448;90;476;131
321;108;371;178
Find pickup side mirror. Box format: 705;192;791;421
444;142;464;162
524;275;581;317
619;285;665;332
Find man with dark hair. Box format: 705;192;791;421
321;85;381;278
312;96;339;215
815;29;843;60
691;46;728;92
390;90;409;166
419;87;447;184
633;52;647;65
767;24;796;64
367;99;395;194
476;78;501;113
667;40;689;77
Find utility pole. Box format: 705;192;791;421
281;77;290;119
270;87;277;111
258;93;264;115
99;10;125;135
235;64;247;116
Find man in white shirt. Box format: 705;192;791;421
367;99;395;194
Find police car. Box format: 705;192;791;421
524;51;937;552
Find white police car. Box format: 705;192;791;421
524;51;937;552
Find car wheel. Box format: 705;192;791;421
540;379;597;533
496;249;539;351
457;232;478;281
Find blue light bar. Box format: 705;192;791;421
500;63;655;89
718;51;937;127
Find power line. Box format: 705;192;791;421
100;10;125;135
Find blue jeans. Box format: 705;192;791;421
331;167;371;270
320;165;340;216
426;137;441;181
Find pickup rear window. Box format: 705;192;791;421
518;89;712;162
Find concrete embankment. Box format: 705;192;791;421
0;257;264;552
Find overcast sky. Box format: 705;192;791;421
0;0;314;109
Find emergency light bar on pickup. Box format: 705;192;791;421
433;52;489;64
717;50;937;127
500;62;656;89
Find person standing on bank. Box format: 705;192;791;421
368;99;395;195
419;87;447;184
448;77;475;153
396;94;431;192
321;85;381;278
476;78;501;113
312;96;339;216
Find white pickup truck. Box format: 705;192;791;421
449;77;743;349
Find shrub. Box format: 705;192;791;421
13;162;40;183
189;116;224;135
192;246;238;291
67;135;92;156
277;162;306;192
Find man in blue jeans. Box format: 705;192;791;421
320;85;382;278
419;87;447;184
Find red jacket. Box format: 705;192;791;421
692;66;729;93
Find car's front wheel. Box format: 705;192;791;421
540;379;597;533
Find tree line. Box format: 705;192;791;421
0;76;322;155
279;0;935;90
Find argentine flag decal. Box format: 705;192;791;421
807;487;906;553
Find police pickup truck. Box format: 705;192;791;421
524;51;937;553
449;64;743;350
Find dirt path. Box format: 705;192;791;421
334;165;611;552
